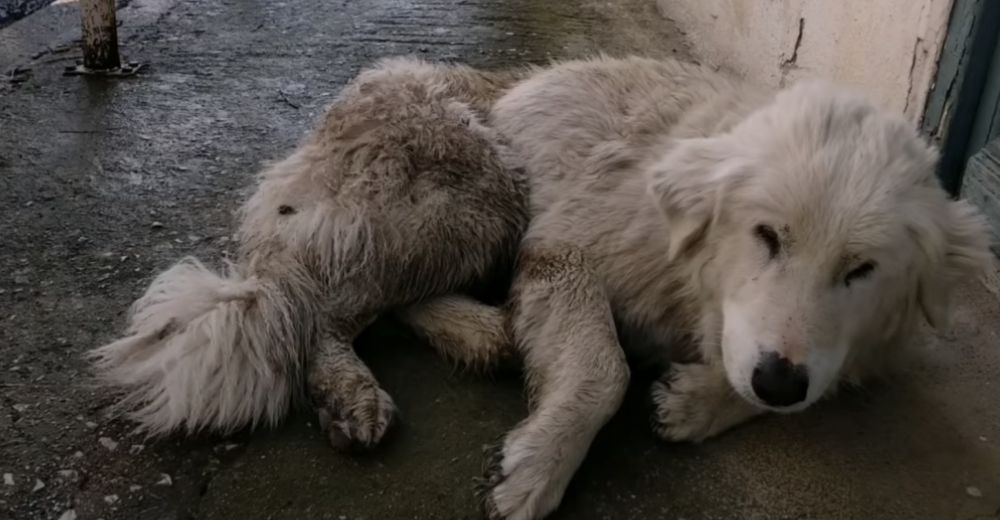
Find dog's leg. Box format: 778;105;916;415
650;362;764;442
397;294;513;371
481;242;629;520
308;317;396;450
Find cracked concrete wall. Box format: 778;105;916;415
657;0;954;123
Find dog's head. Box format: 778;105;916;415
648;80;991;413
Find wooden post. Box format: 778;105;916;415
80;0;121;71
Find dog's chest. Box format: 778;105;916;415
613;312;700;366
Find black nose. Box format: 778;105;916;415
751;352;809;407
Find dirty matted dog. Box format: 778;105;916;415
92;56;991;519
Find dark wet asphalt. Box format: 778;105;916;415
0;0;52;28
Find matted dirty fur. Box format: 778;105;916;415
92;55;991;520
91;58;529;446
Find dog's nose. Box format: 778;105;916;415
751;352;809;407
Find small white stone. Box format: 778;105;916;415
57;470;79;481
12;404;29;413
73;451;84;458
129;484;142;492
84;421;98;430
98;437;118;451
966;486;983;498
3;473;13;486
32;479;44;492
979;436;988;442
156;473;172;486
129;444;144;455
58;510;77;520
103;494;119;505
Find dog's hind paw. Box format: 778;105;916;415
313;382;396;450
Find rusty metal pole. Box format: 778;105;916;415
79;0;121;71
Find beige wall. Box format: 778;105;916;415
657;0;954;122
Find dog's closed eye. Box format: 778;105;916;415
278;205;296;215
844;261;876;287
754;224;781;259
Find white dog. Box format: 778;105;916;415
474;56;991;519
91;59;529;445
91;56;991;520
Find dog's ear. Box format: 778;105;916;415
646;136;748;261
915;199;992;329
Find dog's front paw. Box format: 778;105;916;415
650;363;735;443
314;381;396;450
476;424;577;520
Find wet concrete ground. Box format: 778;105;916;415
1;0;998;519
0;0;52;29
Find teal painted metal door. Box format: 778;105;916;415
964;23;1000;251
923;0;1000;251
967;142;1000;250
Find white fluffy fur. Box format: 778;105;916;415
91;57;527;442
477;56;992;519
88;55;992;520
89;258;310;434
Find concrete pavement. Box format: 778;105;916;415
1;0;998;519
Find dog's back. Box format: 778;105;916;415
92;58;529;439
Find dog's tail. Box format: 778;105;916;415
90;257;315;435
